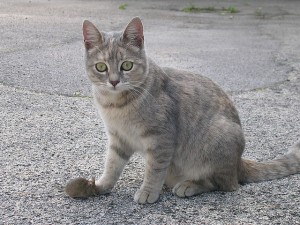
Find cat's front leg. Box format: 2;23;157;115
65;143;131;198
95;142;133;194
134;147;172;204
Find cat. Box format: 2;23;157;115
65;17;300;204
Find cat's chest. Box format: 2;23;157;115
100;107;145;152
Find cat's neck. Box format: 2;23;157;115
93;86;134;109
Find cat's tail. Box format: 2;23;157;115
239;140;300;183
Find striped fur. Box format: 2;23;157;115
65;17;300;204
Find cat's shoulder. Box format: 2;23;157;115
148;59;222;92
161;67;217;87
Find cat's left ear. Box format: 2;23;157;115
83;20;103;50
122;17;144;49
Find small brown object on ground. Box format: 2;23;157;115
65;177;98;198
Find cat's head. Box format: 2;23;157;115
83;17;148;94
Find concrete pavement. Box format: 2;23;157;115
1;0;300;224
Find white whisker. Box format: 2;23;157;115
127;83;165;108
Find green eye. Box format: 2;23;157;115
121;61;133;71
95;62;107;72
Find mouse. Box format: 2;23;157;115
65;177;98;198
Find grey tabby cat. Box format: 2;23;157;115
65;17;300;204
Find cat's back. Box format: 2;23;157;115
161;66;241;125
162;67;221;93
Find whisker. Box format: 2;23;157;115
126;87;149;113
130;84;158;103
126;85;151;109
127;84;165;108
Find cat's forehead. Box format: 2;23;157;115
89;31;139;62
87;33;120;61
105;33;126;54
103;31;122;43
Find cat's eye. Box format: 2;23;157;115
121;61;133;71
95;62;107;72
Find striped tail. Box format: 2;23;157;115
239;140;300;183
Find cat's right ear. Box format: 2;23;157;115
83;20;103;50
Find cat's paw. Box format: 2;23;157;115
172;180;199;198
134;189;160;204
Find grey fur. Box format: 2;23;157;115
65;17;300;204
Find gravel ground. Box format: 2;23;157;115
1;73;299;224
1;0;300;224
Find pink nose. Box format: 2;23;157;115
110;80;120;87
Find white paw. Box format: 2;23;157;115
134;189;160;204
172;181;198;198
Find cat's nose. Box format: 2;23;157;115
110;80;120;87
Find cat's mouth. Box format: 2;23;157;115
106;84;128;93
96;82;130;95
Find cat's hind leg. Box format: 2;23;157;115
164;164;185;189
172;116;243;198
173;171;240;198
172;179;216;197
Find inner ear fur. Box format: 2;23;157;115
83;20;103;49
122;17;144;48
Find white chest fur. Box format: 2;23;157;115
97;105;145;153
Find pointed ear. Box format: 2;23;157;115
83;20;103;50
122;17;144;48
